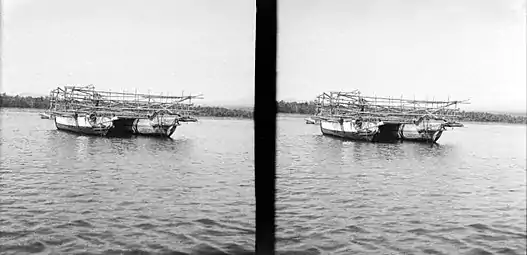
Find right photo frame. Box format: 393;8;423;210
271;0;527;254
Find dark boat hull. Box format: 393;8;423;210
110;118;178;138
320;119;446;143
180;116;198;122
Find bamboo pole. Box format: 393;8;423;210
49;85;204;119
314;90;466;123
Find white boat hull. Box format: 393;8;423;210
55;114;114;136
129;118;179;137
398;119;445;142
320;119;382;141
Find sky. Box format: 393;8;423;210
278;0;526;113
1;0;255;106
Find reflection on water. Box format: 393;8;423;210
0;108;254;254
277;115;526;255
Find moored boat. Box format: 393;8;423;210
117;112;181;137
305;115;325;125
314;90;468;143
54;113;115;136
49;85;202;138
54;114;180;138
320;118;383;141
305;117;317;124
39;112;51;119
180;116;198;122
397;117;443;143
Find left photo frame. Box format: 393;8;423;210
0;0;258;254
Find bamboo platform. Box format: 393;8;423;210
314;90;469;124
49;84;203;119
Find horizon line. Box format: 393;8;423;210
2;92;525;114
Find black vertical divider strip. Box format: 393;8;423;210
255;0;277;254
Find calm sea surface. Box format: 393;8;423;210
276;114;526;255
0;108;255;254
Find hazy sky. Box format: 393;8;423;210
278;0;526;112
1;0;255;106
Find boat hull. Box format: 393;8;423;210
180;116;198;122
107;117;179;138
131;118;179;137
55;112;182;138
306;116;323;125
398;123;444;143
320;120;380;142
40;113;51;119
320;119;447;143
305;118;317;124
55;115;113;136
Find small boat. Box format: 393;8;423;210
305;117;316;124
39;112;51;119
180;116;198;122
305;116;324;124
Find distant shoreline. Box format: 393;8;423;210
276;101;527;125
1;94;525;124
277;112;526;126
0;107;253;121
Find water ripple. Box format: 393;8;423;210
0;109;255;254
276;115;527;255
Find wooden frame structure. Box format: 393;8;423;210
47;84;203;137
49;84;203;118
315;90;469;124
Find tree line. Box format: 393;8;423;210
192;105;253;118
1;94;524;123
276;100;527;124
0;93;253;119
0;94;50;109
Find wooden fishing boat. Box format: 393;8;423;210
39;112;51;119
315;90;468;143
49;85;202;138
54;114;180;137
54;113;115;136
320;118;384;141
109;115;180;137
397;117;443;142
180;116;198;122
305;115;326;124
305;117;317;124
